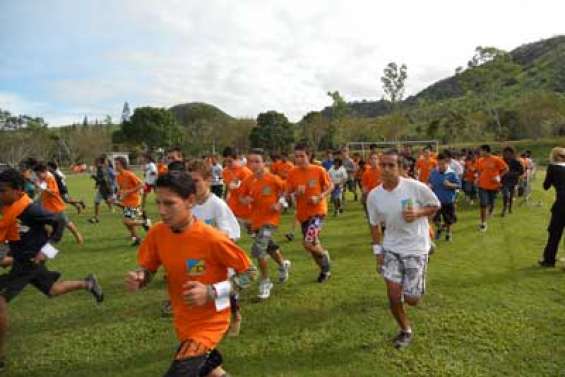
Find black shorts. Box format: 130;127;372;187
163;348;223;377
0;261;60;302
433;203;457;225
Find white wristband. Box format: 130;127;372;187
372;244;383;255
212;280;232;311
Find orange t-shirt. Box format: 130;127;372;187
157;163;168;176
41;173;66;213
117;170;142;207
416;157;437;183
0;194;32;242
477;156;508;190
240;172;285;230
138;220;251;349
464;160;478;183
223;165;253;219
286;165;331;223
361;166;382;193
272;161;294;181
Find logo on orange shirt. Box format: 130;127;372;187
262;186;273;196
186;259;206;276
308;178;317;188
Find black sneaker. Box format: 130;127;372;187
317;271;331;283
85;274;104;303
285;233;295;241
88;217;99;224
538;260;555;268
393;330;413;349
130;237;141;247
445;232;453;242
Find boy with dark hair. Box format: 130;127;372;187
222;148;252;232
126;171;256;377
501;146;525;216
476;144;508;232
0;169;103;372
240;149;291;299
89;156;116;224
47;161;86;214
115;157;151;246
33;163;84;245
287;143;334;282
429;154;461;241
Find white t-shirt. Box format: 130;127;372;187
144;162;158;185
211;163;223;186
328;166;348;185
449;159;464;178
193;193;240;241
367;177;440;255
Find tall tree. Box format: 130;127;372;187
121;102;131;123
114;107;182;150
249;111;294;153
381;62;408;107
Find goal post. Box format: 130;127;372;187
346;140;439;159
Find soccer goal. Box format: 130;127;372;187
346;140;439;159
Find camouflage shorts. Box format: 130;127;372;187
122;206;143;220
381;250;428;299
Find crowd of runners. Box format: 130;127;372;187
1;141;562;377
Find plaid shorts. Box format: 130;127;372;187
381;250;428;299
122;206;143;220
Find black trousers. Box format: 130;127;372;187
543;206;565;265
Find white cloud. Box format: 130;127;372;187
2;0;565;125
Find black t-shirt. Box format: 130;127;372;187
544;163;565;212
502;158;524;187
8;203;65;262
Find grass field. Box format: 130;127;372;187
5;173;565;377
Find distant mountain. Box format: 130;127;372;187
316;35;565;119
169;102;234;127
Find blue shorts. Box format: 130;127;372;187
478;189;497;207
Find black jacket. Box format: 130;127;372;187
8;203;65;262
544;163;565;213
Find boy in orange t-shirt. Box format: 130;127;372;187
476;145;509;232
222;148;253;232
415;146;437;184
286;143;334;283
126;171;256;377
115;157;151;246
361;151;382;216
33;163;84;245
240;149;291;300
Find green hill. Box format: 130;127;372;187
319;35;565;118
168;102;234;127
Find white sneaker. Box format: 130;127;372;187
278;260;291;283
257;279;273;300
479;223;487;232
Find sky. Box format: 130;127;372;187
1;0;564;126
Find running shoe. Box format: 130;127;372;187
88;217;99;224
85;274;104;303
317;271;331;283
285;233;295;241
278;260;291;283
393;330;413;349
479;223;487;233
161;300;173;317
445;231;453;242
130;237;141;247
257;279;273;300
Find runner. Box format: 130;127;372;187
366;149;440;349
115;157;151;246
0;169;103;372
501;146;525;217
222;148;252;233
415;146;437;184
476;145;509;232
187;159;243;335
126;171;256;377
89;156;116;224
47;161;86;215
463;151;478;204
340;147;358;202
429;154;461;242
142;153;158;210
240;149;291;299
286;143;334;283
209;154;224;198
328;158;348;216
33;163;84;245
361;151;382;210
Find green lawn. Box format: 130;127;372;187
6;173;565;377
